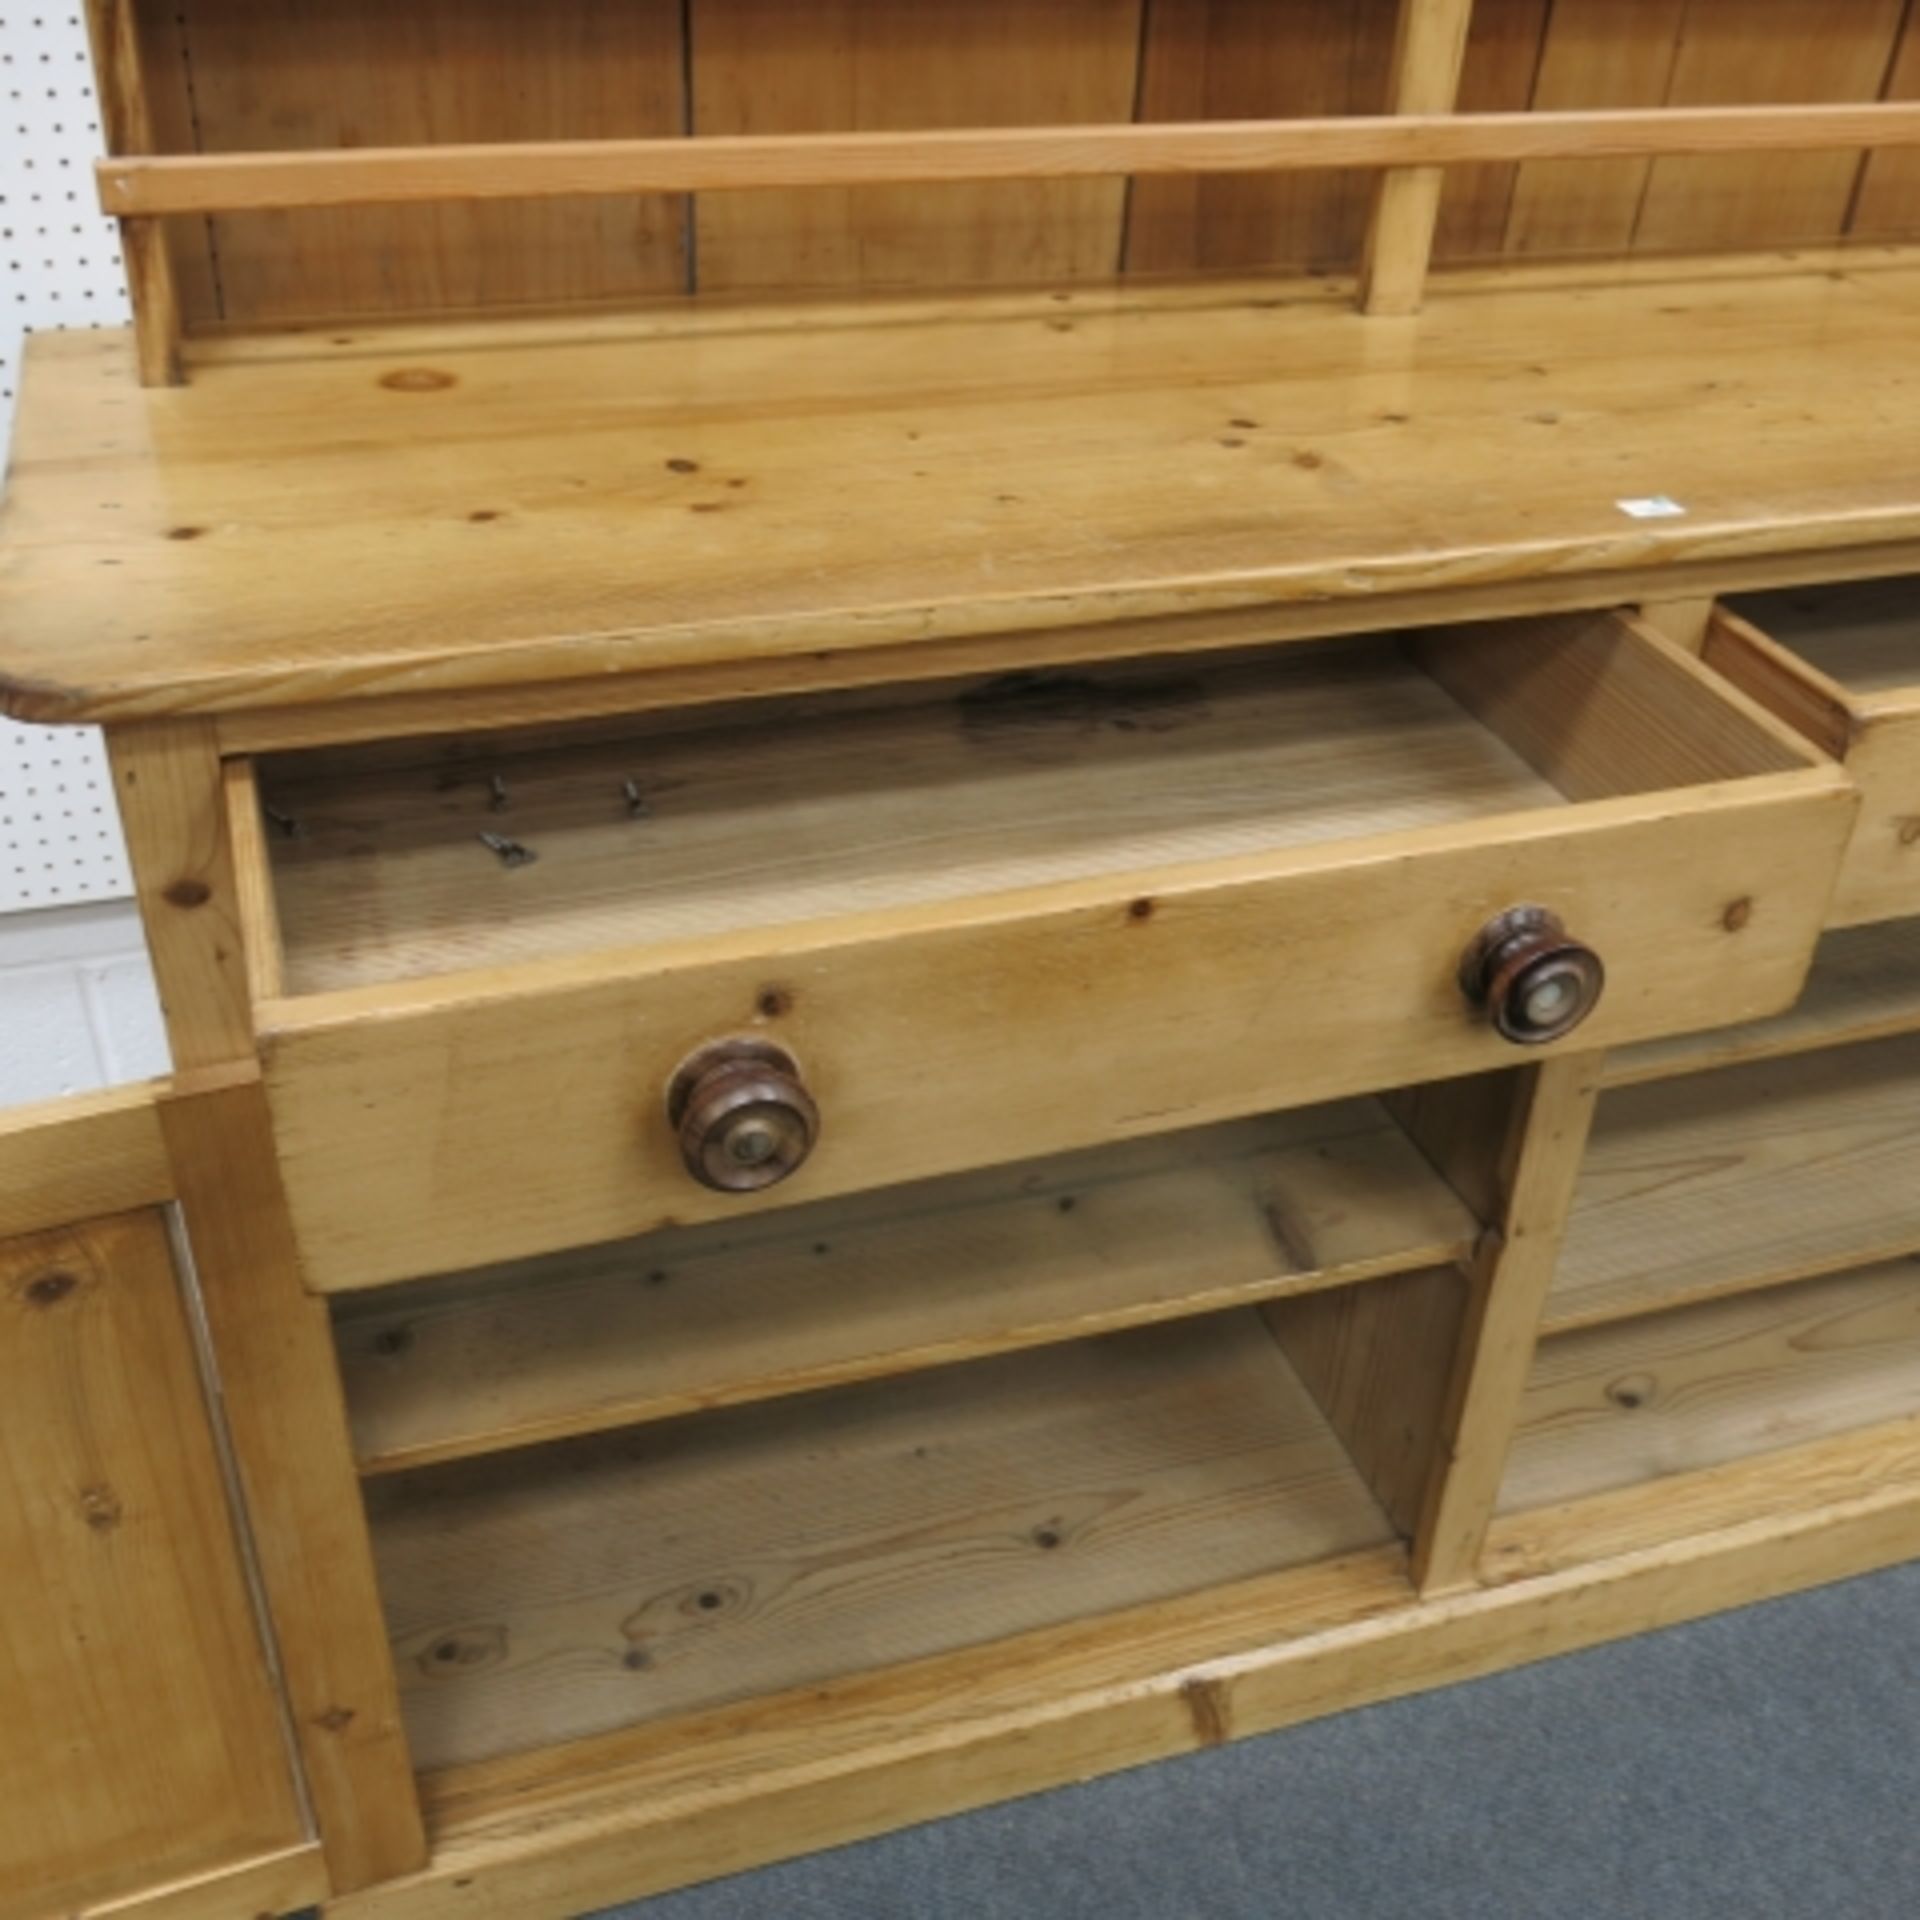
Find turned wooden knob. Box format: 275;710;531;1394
668;1039;819;1193
1458;906;1605;1045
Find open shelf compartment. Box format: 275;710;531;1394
333;1096;1478;1477
364;1305;1416;1775
1605;917;1920;1088
1504;1254;1920;1515
1550;1029;1920;1335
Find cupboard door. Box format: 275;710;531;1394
0;1204;318;1920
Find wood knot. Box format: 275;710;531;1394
79;1484;123;1531
163;878;212;909
1606;1372;1657;1411
419;1626;508;1676
756;986;793;1019
665;457;701;474
23;1269;77;1307
312;1705;357;1733
1721;896;1754;932
1181;1676;1233;1747
380;368;457;393
1898;817;1920;848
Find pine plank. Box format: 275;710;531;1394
328;1416;1920;1919
8;252;1920;723
363;1310;1397;1772
1550;1034;1920;1332
160;0;688;326
260;639;1564;994
1502;0;1689;258
1125;0;1397;277
1504;1257;1920;1511
336;1101;1478;1475
0;1212;306;1916
690;0;1142;293
1633;0;1910;253
1853;2;1920;240
1606;920;1920;1085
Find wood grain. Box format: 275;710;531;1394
1553;1034;1920;1332
259;638;1568;994
83;0;180;385
161;0;689;327
1502;0;1687;258
160;1074;427;1891
1361;0;1478;315
1633;0;1911;254
337;1100;1477;1474
96;104;1920;219
0;1212;305;1919
690;0;1142;293
79;1842;327;1920
1853;1;1920;239
9;252;1920;725
1402;1054;1602;1588
1712;583;1920;926
328;1415;1920;1919
363;1310;1397;1772
1504;1257;1920;1512
262;772;1851;1292
106;721;252;1069
0;1085;170;1239
1606;919;1920;1085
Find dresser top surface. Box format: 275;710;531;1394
3;246;1918;730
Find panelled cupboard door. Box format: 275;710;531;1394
0;1206;314;1920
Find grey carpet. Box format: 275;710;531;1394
596;1559;1920;1920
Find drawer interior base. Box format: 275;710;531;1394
260;637;1567;994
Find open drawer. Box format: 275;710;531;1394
233;610;1853;1292
1710;580;1920;928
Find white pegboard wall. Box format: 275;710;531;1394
1;4;134;911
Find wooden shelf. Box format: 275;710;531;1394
6;249;1920;739
1604;919;1920;1087
363;1308;1401;1773
334;1099;1477;1476
1549;1033;1920;1333
1504;1256;1920;1514
262;637;1565;995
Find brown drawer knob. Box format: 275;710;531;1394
668;1039;820;1192
1458;906;1605;1045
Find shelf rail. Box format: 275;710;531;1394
88;95;1920;387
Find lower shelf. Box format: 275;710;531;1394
365;1308;1401;1774
1605;919;1920;1088
1504;1256;1920;1514
1548;1030;1920;1332
335;1098;1475;1475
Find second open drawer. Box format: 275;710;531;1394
232;608;1853;1291
1711;579;1920;928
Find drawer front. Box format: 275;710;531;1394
1712;586;1920;928
262;796;1852;1293
247;614;1850;1290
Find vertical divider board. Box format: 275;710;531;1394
82;0;180;385
1360;0;1478;314
108;719;428;1893
1269;1055;1603;1592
